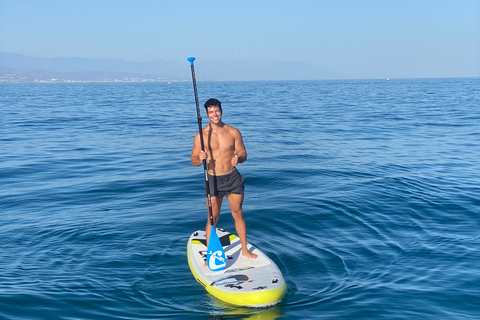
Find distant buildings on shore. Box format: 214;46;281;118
0;73;181;83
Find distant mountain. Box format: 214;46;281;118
0;52;340;83
199;60;339;81
0;52;187;83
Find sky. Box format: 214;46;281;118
1;0;479;79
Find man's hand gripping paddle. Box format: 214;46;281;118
188;57;226;271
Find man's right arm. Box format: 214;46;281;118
190;133;203;166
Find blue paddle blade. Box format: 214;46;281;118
207;226;226;271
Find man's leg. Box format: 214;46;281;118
226;193;257;259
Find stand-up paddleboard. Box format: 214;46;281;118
187;228;287;307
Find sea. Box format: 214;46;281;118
1;78;479;320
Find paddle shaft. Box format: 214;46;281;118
188;59;215;227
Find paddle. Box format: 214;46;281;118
187;57;226;271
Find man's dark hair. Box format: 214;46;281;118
204;98;222;112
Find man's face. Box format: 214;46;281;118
207;106;222;123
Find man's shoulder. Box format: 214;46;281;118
224;123;239;131
225;124;242;136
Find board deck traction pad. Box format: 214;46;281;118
187;228;287;307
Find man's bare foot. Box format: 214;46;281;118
242;250;258;259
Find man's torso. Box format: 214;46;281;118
203;124;236;176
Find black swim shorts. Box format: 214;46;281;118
205;167;245;198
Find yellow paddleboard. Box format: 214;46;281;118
187;228;287;307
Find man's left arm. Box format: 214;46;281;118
233;129;247;164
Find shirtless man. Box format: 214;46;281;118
191;98;257;260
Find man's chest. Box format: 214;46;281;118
205;133;234;152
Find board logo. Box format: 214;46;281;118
208;250;226;270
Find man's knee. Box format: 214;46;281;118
231;209;244;219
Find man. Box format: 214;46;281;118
191;98;257;260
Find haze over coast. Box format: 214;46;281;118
0;52;339;83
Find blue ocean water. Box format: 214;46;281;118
1;78;479;319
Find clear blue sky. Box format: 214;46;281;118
1;0;479;79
